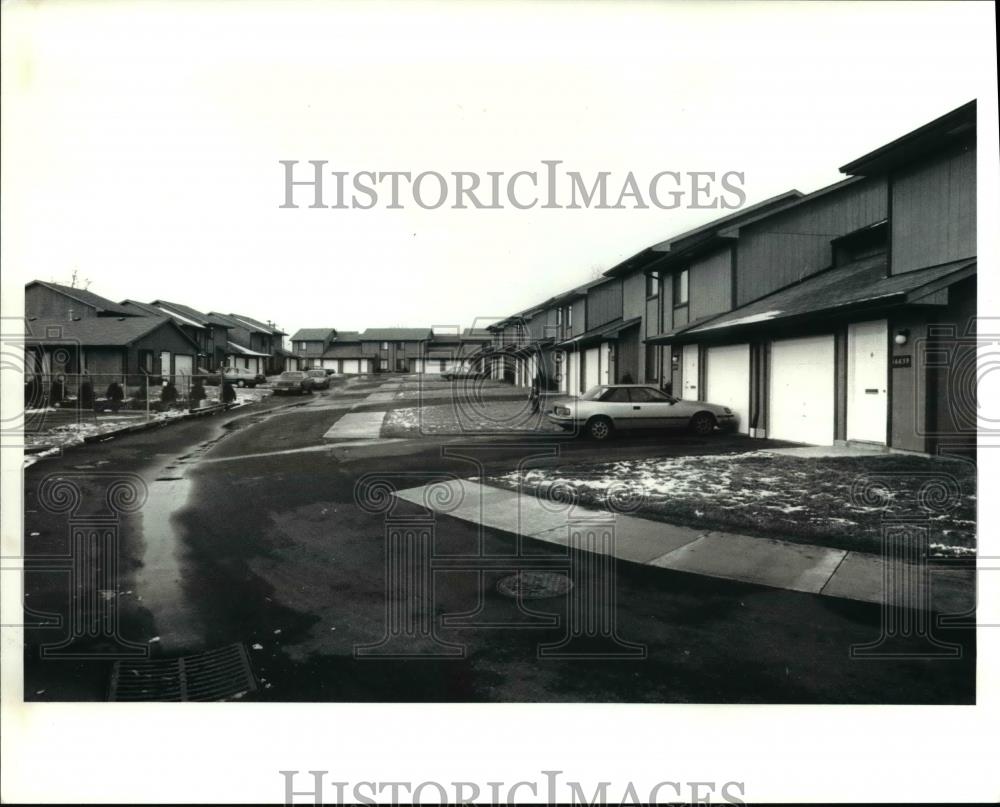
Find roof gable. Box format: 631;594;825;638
27;280;136;317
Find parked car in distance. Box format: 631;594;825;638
196;366;262;387
440;363;486;381
273;371;313;395
547;384;737;440
306;369;331;390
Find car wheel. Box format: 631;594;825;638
690;412;716;436
586;416;613;441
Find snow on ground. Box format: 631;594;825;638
482;450;977;556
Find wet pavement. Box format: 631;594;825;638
21;374;976;703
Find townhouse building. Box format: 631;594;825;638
152;300;233;370
488;101;977;453
207;312;277;378
291;328;338;369
359;328;434;373
24;281;199;382
645;101;976;452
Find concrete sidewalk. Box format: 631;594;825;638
395;479;974;613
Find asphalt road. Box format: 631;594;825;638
22;376;976;702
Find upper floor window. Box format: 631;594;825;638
646;273;660;297
397;341;405;349
673;269;689;307
566;306;573;329
381;341;389;350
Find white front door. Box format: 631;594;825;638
769;335;835;445
682;344;699;399
159;351;171;378
847;320;888;443
584;347;600;392
706;344;750;434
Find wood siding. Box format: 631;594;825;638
570;298;586;336
586;280;622;329
645;296;659;337
622;272;646;320
26;286;101;320
891;146;976;274
689;246;733;321
735;178;888;306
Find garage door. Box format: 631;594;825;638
706;344;750;435
769;335;835;445
174;354;194;381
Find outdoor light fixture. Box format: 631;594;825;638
894;328;910;346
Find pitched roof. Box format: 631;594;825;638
27;281;135;317
360;327;433;341
322;343;368;359
840;100;976;177
226;341;272;358
25;316;197;348
230;313;286;336
333;331;362;342
208;312;271;334
291;328;336;342
649;255;975;342
153;300;231;328
122;300;207;330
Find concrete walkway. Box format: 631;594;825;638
323;411;386;440
394;479;974;613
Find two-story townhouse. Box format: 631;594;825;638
228;314;288;375
290;328;338;369
153;300;233;370
207;312;274;378
602;190;805;387
549;277;620;394
645;101;975;451
418;328;492;375
359;328;434;373
121;300;210;378
24;282;199;387
318;331;373;374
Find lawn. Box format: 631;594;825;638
481;451;977;557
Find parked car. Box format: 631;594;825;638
273;370;313;395
440;363;486;381
306;369;331;390
547;384;737;440
196;366;262;387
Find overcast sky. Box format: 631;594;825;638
2;1;995;339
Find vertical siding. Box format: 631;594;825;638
689;246;733;321
644;297;658;337
622;272;645;319
891;146;976;274
570;298;586;335
586;280;622;329
736;178;888;306
659;274;673;333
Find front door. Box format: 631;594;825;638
847;320;888;443
682;344;699;400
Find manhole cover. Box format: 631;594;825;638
109;643;257;702
497;572;573;600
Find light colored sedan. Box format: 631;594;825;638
547;384;737;440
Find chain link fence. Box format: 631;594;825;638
23;373;238;439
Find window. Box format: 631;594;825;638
646;273;660;297
645;343;659;382
381;341;389;350
566;306;573;329
138;350;154;374
629;387;670;403
397;341;405;349
673;269;689;307
600;387;630;403
379;358;388;370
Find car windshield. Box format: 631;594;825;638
580;386;608;400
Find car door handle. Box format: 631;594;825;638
633;406;641;410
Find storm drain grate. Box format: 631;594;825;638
109;643;257;702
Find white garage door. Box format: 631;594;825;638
769;335;835;445
706;344;750;435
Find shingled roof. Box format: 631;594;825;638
27;281;136;317
291;328;337;342
360;327;433;341
25;316;199;349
